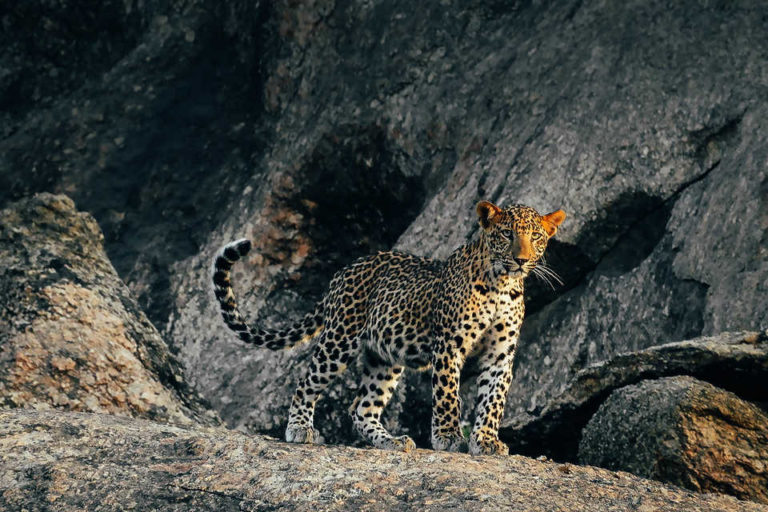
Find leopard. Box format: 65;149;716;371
212;200;565;455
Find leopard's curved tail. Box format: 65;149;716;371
212;239;324;349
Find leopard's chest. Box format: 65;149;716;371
468;281;523;323
438;282;522;356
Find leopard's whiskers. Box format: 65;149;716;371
531;266;557;290
530;261;564;290
535;262;564;286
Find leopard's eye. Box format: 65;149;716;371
500;229;514;240
531;232;543;241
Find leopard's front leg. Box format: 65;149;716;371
469;320;519;456
430;335;468;453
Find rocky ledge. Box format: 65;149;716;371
1;408;765;512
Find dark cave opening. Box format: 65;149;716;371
288;125;427;301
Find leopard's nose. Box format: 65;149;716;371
513;257;528;266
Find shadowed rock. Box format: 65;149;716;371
1;409;765;512
500;331;768;460
578;376;768;504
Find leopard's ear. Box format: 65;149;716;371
476;201;502;229
541;209;566;237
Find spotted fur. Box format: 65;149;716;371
213;201;565;455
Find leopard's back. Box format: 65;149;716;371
344;251;441;368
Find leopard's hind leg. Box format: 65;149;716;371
350;351;414;452
285;328;360;444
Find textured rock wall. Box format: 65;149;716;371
1;0;766;448
515;104;768;419
0;0;273;328
166;0;768;444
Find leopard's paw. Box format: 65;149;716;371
432;431;468;453
285;425;317;444
380;435;416;452
469;435;509;456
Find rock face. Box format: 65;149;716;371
2;409;765;512
1;0;766;449
169;0;768;447
499;330;768;461
0;193;216;425
578;376;768;504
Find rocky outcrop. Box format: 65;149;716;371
0;193;216;425
2;409;764;512
499;331;768;460
578;376;768;504
1;0;766;450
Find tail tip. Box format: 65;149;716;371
233;238;252;256
222;239;252;261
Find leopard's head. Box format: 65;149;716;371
476;200;565;279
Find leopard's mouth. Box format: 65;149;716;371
499;260;528;277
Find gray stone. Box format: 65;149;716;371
578;376;768;504
508;105;768;423
1;408;764;512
